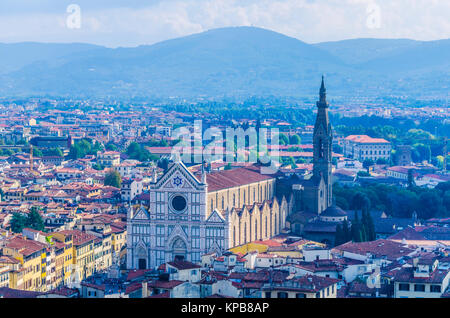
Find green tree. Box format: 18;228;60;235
335;224;344;246
342;219;351;242
10;212;27;233
351;211;361;242
158;158;170;172
92;163;104;171
105;143;119;151
412;144;431;163
69;139;104;159
278;133;289;146
362;209;376;241
104;170;122;188
32;147;43;157
352;192;371;212
126;142;152;162
363;159;374;172
26;207;45;231
289;134;301;145
43;147;63;157
333;144;343;154
443;191;450;213
376;158;388;165
407;169;416;188
357;171;371;177
418;191;443;219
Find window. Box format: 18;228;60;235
171;195;187;212
265;217;268;237
156;225;165;247
414;284;425;292
430;285;441;293
156;250;165;265
398;283;410;291
206;227;224;249
296;293;306;298
277;292;288;298
192;252;200;263
192;226;200;249
244;223;247;243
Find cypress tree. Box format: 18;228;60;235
366;210;376;241
360;225;367;242
342;220;351;243
335;224;343;246
351;211;360;242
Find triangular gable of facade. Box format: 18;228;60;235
206;209;225;223
132;206;150;220
153;161;204;191
248;203;261;216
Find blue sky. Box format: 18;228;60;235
0;0;449;47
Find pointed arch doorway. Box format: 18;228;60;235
171;237;187;262
137;245;147;269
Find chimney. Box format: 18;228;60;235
412;257;419;269
142;281;148;298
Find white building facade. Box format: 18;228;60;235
126;161;228;269
344;135;392;162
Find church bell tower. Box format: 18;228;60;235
313;76;333;209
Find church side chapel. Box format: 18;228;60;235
127;78;341;269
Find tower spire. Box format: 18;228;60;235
318;75;327;106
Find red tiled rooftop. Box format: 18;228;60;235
334;239;416;261
199;166;274;192
345;135;390;144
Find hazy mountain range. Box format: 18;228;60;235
0;27;448;100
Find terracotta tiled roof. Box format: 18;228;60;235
58;230;96;246
263;275;340;293
0;287;44;298
393;267;450;284
167;261;201;270
126;269;153;282
202;167;274;192
388;227;427;240
334;239;416;261
345;135;390;144
147;280;184;289
4;236;47;256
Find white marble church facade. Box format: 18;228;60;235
126;160;290;269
